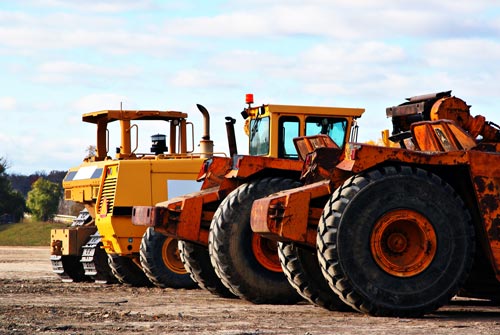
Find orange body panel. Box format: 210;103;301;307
132;186;221;246
156;186;221;245
132;155;304;246
251;179;331;246
468;151;500;277
197;156;233;189
412;120;477;151
225;156;303;179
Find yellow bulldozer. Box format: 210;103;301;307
51;104;218;287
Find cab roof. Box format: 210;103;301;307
258;104;365;118
82;110;188;124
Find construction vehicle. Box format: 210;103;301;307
51;104;215;287
132;94;364;303
251;90;500;316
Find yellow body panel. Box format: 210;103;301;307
50;226;96;256
95;157;205;255
62;160;109;203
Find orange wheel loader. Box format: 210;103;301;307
251;91;500;316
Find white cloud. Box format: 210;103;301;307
166;2;498;40
2;134;92;174
0;11;188;56
22;0;158;13
424;38;500;68
34;61;142;84
0;97;17;111
210;50;293;72
72;93;133;113
1;2;497;61
169;69;239;89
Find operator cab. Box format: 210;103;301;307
242;94;363;160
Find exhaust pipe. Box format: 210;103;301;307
196;104;214;158
225;117;238;157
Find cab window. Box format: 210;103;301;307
278;116;300;159
249;116;270;156
305;117;347;148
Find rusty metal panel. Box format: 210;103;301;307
386;102;425;117
251;180;331;246
230;156;303;179
301;147;342;183
175;196;203;242
150;186;222;245
251;197;275;236
411;120;477;152
293;134;339;161
278;191;311;241
340;144;471;175
469;151;500;279
199;156;232;188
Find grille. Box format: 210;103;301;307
98;175;117;214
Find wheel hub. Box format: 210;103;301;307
251;233;282;273
386;232;407;253
370;209;437;277
162;237;187;275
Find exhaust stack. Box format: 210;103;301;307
225;117;238;157
196;104;214;158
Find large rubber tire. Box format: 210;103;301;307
140;227;197;289
209;177;302;304
178;240;235;298
278;242;350;311
107;254;152;287
317;165;475;317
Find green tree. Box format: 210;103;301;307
0;157;26;222
26;178;61;221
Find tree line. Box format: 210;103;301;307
0;157;75;223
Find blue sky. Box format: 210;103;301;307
1;0;499;174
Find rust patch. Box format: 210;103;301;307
488;216;500;241
480;194;500;213
474;176;487;193
487;181;496;192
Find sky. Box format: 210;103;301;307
1;0;499;175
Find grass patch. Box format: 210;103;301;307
0;219;69;246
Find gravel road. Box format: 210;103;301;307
0;246;499;335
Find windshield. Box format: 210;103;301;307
249;116;270;156
305;117;347;147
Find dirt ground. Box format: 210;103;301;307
0;247;499;335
